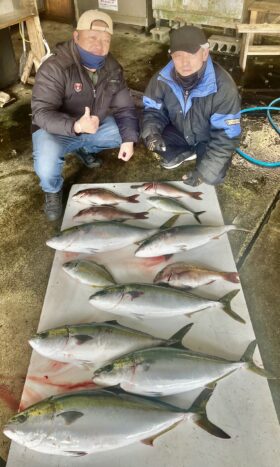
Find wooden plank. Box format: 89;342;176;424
249;1;280;14
26;16;45;63
247;45;280;54
21;50;34;84
239;32;251;71
0;10;34;30
237;23;280;33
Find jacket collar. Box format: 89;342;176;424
158;57;217;114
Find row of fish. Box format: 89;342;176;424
63;259;240;289
4;184;257;458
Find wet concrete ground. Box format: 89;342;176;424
0;20;279;463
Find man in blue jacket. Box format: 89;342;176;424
142;26;241;186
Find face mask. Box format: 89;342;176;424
76;44;106;70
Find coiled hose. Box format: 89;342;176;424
236;97;280;168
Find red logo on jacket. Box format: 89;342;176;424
74;83;82;93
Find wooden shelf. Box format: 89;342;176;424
249;1;280;15
247;45;280;55
0;9;35;30
237;23;280;33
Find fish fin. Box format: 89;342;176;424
159;214;180;230
135;211;150;219
141;420;181;447
190;191;203;200
194;417;230;439
64;451;88;456
168;323;194;345
56;411;84;425
189;387;230;439
205;369;237;388
219;290;245;324
185;309;201;318
224;272;240;284
240;340;276;379
74;335;93;344
128;194;140;203
194;211;206;224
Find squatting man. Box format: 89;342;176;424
142;25;241;187
31;10;139;221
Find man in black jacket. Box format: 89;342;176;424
32;10;139;220
142;26;241;187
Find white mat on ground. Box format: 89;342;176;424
6;182;280;467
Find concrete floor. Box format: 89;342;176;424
0;20;279;464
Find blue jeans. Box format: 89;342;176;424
32;116;122;193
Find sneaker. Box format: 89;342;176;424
75;149;102;168
160;152;197;170
44;191;63;221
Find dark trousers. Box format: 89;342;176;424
156;124;206;164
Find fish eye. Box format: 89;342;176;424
17;413;28;423
39;332;49;339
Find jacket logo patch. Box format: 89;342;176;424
74;83;83;93
226;118;240;126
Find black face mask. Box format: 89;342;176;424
173;60;207;94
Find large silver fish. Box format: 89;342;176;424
62;260;116;286
73;205;149;223
93;338;273;396
46;221;157;253
89;284;245;323
147;196;205;223
3;387;229;456
154;262;240;289
72;188;139;205
29;321;190;367
131;182;203;200
135;224;247;257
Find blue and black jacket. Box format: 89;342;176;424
142;57;241;184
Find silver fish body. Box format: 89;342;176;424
93;347;245;396
72;188;139;205
154;262;240;289
3;388;229;456
46;221;157;253
73;205;149;222
135;225;240;257
131;182;203;200
62;260;115;286
89;283;227;319
29;321;175;367
147;197;205;223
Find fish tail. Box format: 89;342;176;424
224;272;240;284
194;211;206;224
134;211;150;219
128;194;140;203
168;323;194;346
189;387;230;439
191;191;203;200
241;340;276;379
219;290;246;324
231;217;251;232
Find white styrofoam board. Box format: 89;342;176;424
6;182;280;467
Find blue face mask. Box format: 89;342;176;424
76;44;106;70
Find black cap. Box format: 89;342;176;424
169;26;208;54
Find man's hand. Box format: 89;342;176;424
145;133;166;153
118;142;134;161
182;169;203;187
74;107;99;134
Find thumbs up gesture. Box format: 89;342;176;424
74;107;99;134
